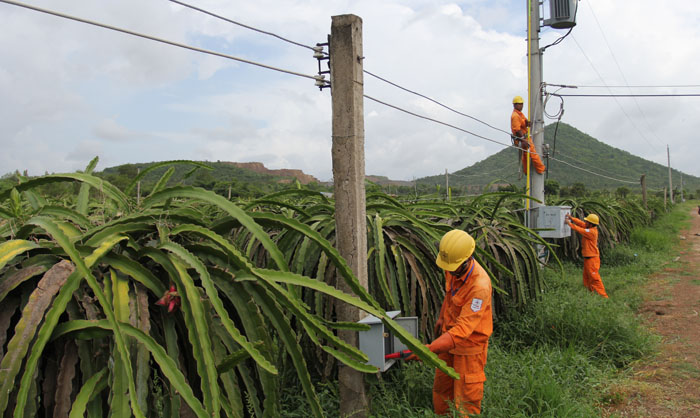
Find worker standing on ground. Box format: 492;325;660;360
510;96;546;174
565;213;609;298
409;229;492;416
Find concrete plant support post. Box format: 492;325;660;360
330;14;369;418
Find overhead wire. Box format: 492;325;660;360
4;0;657;188
0;0;319;81
584;0;664;145
548;156;638;184
168;0;319;52
449;161;519;178
364;94;642;186
569;34;657;151
552;151;640;182
363;94;522;150
554;84;700;89
555;93;700;98
363;70;512;136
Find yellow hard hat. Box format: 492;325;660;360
584;214;599;225
436;230;476;271
513;96;524;104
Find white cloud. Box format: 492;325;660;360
1;0;699;183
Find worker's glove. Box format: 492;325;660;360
405;333;455;361
427;332;455;354
405;346;428;362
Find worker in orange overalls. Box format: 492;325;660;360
565;213;608;298
511;96;546;174
408;229;492;415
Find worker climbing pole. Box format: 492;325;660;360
510;95;546;177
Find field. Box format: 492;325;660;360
0;160;691;417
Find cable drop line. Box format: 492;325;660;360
0;0;317;81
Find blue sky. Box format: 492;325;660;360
1;0;699;183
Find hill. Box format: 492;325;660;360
418;123;700;194
98;160;328;198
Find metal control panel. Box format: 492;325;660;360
532;205;572;238
358;310;418;372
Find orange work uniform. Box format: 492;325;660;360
567;217;608;298
433;258;492;415
511;109;546;174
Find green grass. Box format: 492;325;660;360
278;203;693;417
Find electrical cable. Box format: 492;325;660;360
552;151;640;182
363;70;512;136
554;93;700;97
363;94;521;150
570;35;658;151
541;0;577;51
548;156;638;184
449;161;519;178
168;0;318;52
584;0;665;146
0;0;318;82
551;84;700;89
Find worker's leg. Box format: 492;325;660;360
433;353;454;415
528;141;546;174
582;258;591;290
585;257;608;298
452;351;487;416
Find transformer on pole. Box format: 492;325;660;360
544;0;578;29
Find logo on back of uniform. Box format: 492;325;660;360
471;298;483;312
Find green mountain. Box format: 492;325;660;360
418;123;699;195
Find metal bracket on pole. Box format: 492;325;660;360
314;38;331;90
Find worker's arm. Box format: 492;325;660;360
567;222;597;240
569;217;586;227
511;113;526;138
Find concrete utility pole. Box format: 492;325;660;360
329;14;369;418
667;145;674;203
528;0;545;223
640;174;647;209
445;169;449;201
680;173;684;201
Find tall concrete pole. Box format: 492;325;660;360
445;168;449;201
330;14;369;418
529;0;545;217
640;174;647;209
667;145;674;203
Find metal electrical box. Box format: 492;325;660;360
544;0;578;29
532;206;571;238
358;310;418;372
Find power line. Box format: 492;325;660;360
449;161;519;178
168;0;318;52
363;94;521;150
555;93;700;98
552;151;639;182
569;35;657;151
363;70;512;137
0;0;319;82
584;0;663;146
553;84;700;89
549;156;638;184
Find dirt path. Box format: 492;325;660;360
604;207;700;417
